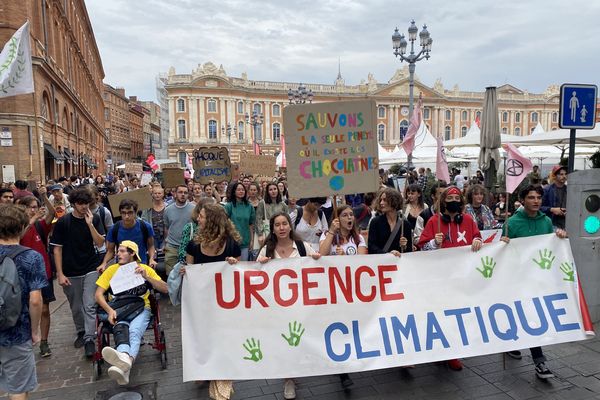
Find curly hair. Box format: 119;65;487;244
0;204;30;239
195;203;241;246
466;184;486;204
373;187;403;213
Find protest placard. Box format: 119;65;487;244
124;162;143;176
140;172;153;187
108;188;152;217
282;100;380;198
239;153;277;176
162;168;185;188
182;234;593;380
192;147;232;184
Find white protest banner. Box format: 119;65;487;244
182;234;594;381
140;172;153;187
282;100;380;198
482;229;503;243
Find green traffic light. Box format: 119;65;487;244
584;216;600;234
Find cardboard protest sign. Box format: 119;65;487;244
162;168;185;188
283;100;380;198
182;234;592;380
108;188;152;218
124;162;143;176
192;147;232;184
239;153;277;176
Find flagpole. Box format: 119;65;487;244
31;91;44;182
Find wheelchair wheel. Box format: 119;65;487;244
92;359;103;381
160;330;167;369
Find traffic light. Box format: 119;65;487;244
567;169;600;323
583;194;600;234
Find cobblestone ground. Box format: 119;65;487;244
6;281;600;400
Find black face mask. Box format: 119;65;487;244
446;201;462;213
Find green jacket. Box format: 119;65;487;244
506;208;554;239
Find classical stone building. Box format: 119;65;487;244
163;62;561;167
0;0;106;182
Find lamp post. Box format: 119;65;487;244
221;123;237;154
392;20;432;166
245;110;263;154
288;83;314;104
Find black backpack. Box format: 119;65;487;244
0;246;29;330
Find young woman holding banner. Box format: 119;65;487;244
318;204;366;388
418;186;483;371
319;205;367;256
257;212;320;400
367;188;413;256
184;203;241;400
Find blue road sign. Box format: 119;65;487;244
559;84;597;129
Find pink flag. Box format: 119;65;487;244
280;133;287;168
436;136;450;183
401;97;423;155
503;143;533;193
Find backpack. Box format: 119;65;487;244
294;207;325;228
295;240;307;257
34;221;48;249
110;220;150;249
0;246;29;330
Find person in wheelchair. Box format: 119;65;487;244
95;240;167;385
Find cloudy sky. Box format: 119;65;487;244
87;0;600;102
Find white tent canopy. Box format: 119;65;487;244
444;122;513;148
505;125;600;145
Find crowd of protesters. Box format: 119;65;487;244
0;161;572;399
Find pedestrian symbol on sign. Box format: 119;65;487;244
569;91;579;122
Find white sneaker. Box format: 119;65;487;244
108;365;130;385
102;347;132;371
283;379;296;399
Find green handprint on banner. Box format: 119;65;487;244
560;261;575;282
282;321;305;347
476;256;496;278
533;249;555;270
242;338;263;362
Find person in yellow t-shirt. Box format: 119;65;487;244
95;240;167;386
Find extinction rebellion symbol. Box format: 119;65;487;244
506;159;524;177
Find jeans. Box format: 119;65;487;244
530;346;546;364
63;271;98;342
240;247;249;261
116;308;151;359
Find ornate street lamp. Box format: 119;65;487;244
245;110;263;153
288;84;314;104
392;20;432;166
221;123;237;154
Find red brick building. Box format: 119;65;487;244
129;100;144;162
0;0;106;182
103;84;130;168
